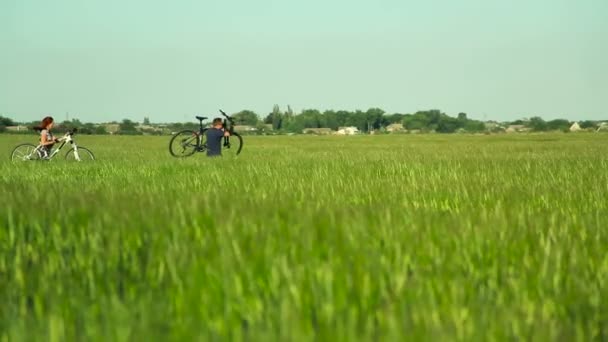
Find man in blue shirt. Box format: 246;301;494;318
205;118;230;157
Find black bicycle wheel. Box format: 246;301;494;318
65;147;95;161
223;132;243;157
11;143;42;162
169;130;204;157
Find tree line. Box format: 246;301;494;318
1;107;605;135
227;106;486;133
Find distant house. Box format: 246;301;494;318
302;128;332;135
234;125;257;132
569;122;582;132
5;125;28;132
506;125;529;133
484;121;503;130
386;123;404;133
104;124;120;134
335;126;359;135
136;124;164;135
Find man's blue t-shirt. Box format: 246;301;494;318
205;128;224;157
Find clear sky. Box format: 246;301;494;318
1;0;606;123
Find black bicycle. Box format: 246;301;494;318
169;110;243;158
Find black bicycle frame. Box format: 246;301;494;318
220;109;235;146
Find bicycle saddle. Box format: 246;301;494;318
196;116;208;121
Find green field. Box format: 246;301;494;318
1;133;607;341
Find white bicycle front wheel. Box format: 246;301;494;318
65;147;95;162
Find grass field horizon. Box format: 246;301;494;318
1;133;607;341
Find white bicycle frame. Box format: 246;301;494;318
34;131;82;161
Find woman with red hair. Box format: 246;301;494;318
35;116;59;158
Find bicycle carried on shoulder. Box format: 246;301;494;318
10;128;95;162
169;110;243;158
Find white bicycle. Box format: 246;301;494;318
10;128;95;162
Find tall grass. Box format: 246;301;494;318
1;134;607;341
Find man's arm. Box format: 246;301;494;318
213;129;226;138
216;127;230;137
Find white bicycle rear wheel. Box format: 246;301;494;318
11;144;42;162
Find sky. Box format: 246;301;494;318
1;0;607;123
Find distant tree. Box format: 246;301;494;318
527;117;548;131
0;116;16;126
270;105;283;130
119;119;137;131
400;110;475;133
403;110;443;131
74;122;99;135
282;105;294;128
94;125;108;135
365;108;385;131
169;122;198;132
263;113;273;124
63;118;83;127
298;109;324;128
255;121;270;134
322;110;340;130
75;122;91;134
23;120;40;129
143;117;150;125
196;107;605;135
233;110;259;126
546;119;570;131
140;127;162;136
464;120;486;132
580;120;596;129
118;119;140;134
436;116;461;133
403;113;427;130
0;124;5;133
286;105;294;118
285;117;305;133
349;110;365;131
335;110;352;127
385;114;405;124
